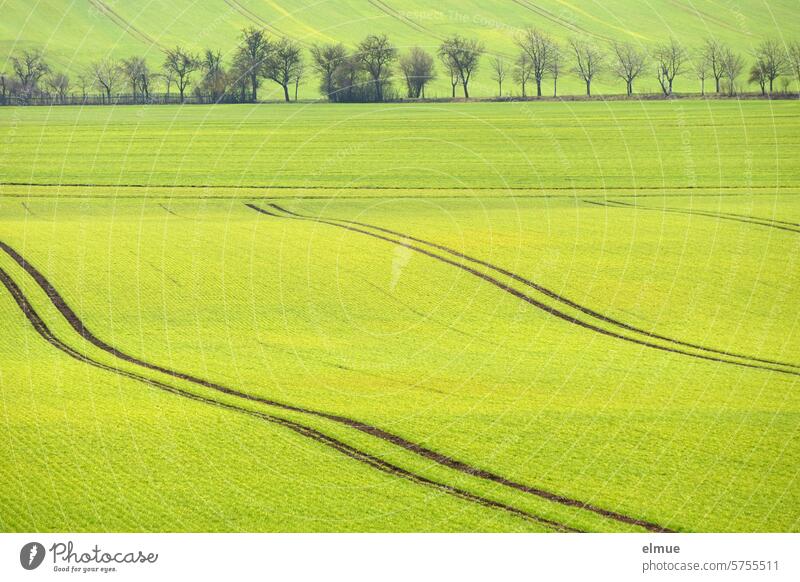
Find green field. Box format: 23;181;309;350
0;99;798;532
2;0;800;98
1;101;798;189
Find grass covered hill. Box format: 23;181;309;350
1;0;799;98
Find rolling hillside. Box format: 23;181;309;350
1;0;799;98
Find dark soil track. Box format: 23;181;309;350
221;0;311;47
263;203;799;371
0;266;579;533
86;0;166;51
588;199;800;234
250;204;799;378
368;0;440;37
0;240;672;532
511;0;611;41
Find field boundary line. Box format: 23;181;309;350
3;192;799;202
1;181;796;194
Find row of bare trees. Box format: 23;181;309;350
0;28;307;105
3;29;800;105
309;34;483;101
495;30;800;99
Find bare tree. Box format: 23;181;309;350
653;38;686;96
11;49;49;102
310;43;348;100
122;56;148;102
749;61;767;95
138;61;153;101
516;28;556;97
200;49;227;102
491;57;507;96
76;72;91;101
164;46;199;103
331;55;364;102
753;39;788;94
514;52;532;97
45;72;69;103
356;34;396;101
228;59;250;102
443;57;459;98
160;69;175;99
569;38;604;96
720;47;744;96
264;38;303;101
0;70;8;104
694;50;709;95
438;35;485;99
548;42;562;97
399;47;436;98
701;39;727;93
612;42;646;96
90;58;121;102
234;27;271;102
293;58;304;101
789;42;800;91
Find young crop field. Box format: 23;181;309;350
0;100;798;532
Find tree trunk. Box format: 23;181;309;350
451;83;456;98
463;82;469;99
536;79;542;97
553;78;557;97
586;79;591;96
715;77;720;93
769;78;773;93
295;79;299;101
498;81;502;97
521;81;526;98
700;78;704;96
251;74;258;102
